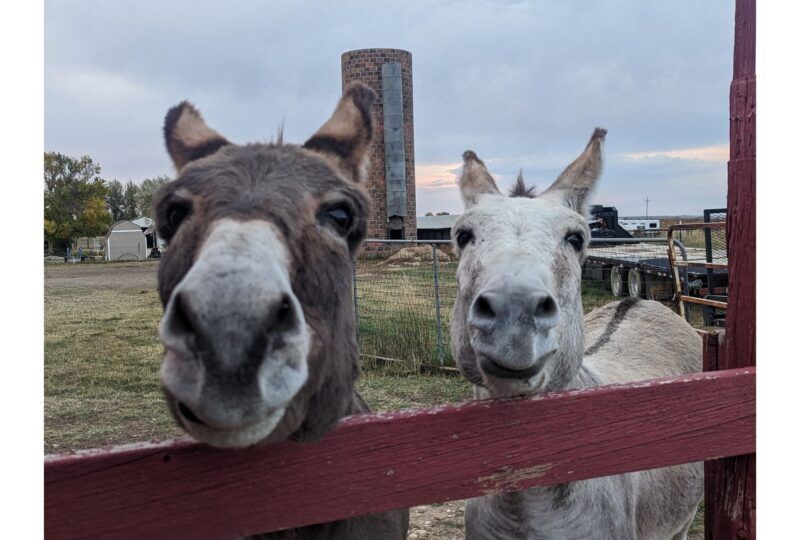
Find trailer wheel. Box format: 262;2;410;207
627;268;646;299
610;265;627;297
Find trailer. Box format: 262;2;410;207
618;218;661;233
584;207;728;326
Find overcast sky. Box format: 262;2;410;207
45;0;734;217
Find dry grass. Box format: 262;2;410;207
44;261;703;538
44;285;183;452
43;263;470;451
355;262;457;366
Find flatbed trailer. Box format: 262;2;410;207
584;236;729;325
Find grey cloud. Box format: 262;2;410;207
46;0;734;216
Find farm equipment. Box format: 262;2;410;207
583;206;728;327
588;205;633;239
666;209;728;327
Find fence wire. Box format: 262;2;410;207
353;229;727;367
353;240;456;367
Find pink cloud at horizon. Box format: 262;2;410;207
414;162;462;190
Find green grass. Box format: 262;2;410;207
43;262;703;537
43;266;472;452
44;286;183;452
355;260;457;367
44;262;620;452
581;279;619;312
357;359;472;412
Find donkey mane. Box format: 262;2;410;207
508;170;536;198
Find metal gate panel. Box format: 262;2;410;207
381;62;407;219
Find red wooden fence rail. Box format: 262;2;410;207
705;0;756;537
45;367;755;539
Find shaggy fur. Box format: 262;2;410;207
452;130;703;539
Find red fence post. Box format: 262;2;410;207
706;0;756;537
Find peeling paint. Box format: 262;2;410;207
477;463;553;492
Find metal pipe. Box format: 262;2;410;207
431;244;445;366
363;238;452;245
590;237;669;244
362;237;671;246
672;239;688;261
352;261;360;348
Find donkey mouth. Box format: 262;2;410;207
163;390;289;449
178;401;205;425
479;355;544;380
171;399;287;449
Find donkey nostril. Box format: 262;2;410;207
273;294;296;330
534;296;558;319
473;294;497;320
178;402;205;425
171;292;196;336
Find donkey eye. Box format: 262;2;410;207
456;229;474;249
320;205;354;236
565;232;584;251
168;202;191;229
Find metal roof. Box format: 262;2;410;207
417;214;460;230
131;216;155;228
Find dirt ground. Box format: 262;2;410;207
408;501;465;539
45;260;160;289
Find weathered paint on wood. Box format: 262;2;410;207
702;331;724;538
45;368;755;539
706;0;756;538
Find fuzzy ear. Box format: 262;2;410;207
458;150;502;208
303;82;376;183
541;128;607;215
164;102;230;171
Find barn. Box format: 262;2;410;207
416;214;459;240
132;216;166;253
105;220;148;261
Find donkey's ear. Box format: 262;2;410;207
164;102;231;171
541;128;607;215
458;150;502;208
304;82;376;183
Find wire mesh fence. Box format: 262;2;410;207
354;239;456;368
352;226;728;368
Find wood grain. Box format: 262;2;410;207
706;0;756;538
46;368;755;539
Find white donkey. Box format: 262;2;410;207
451;129;703;539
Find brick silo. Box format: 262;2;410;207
341;49;416;241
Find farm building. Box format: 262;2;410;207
131;216;165;251
105;220;147;261
416;214;459;240
342;49;417;240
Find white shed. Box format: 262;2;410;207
105;221;148;261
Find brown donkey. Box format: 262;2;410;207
154;83;408;539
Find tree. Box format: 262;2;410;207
437;211;450;216
106;179;125;222
425;212;434;216
44;152;111;253
122;180;140;220
136;175;170;219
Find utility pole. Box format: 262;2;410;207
644;197;650;219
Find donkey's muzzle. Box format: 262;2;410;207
157;218;310;447
468;282;560;376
